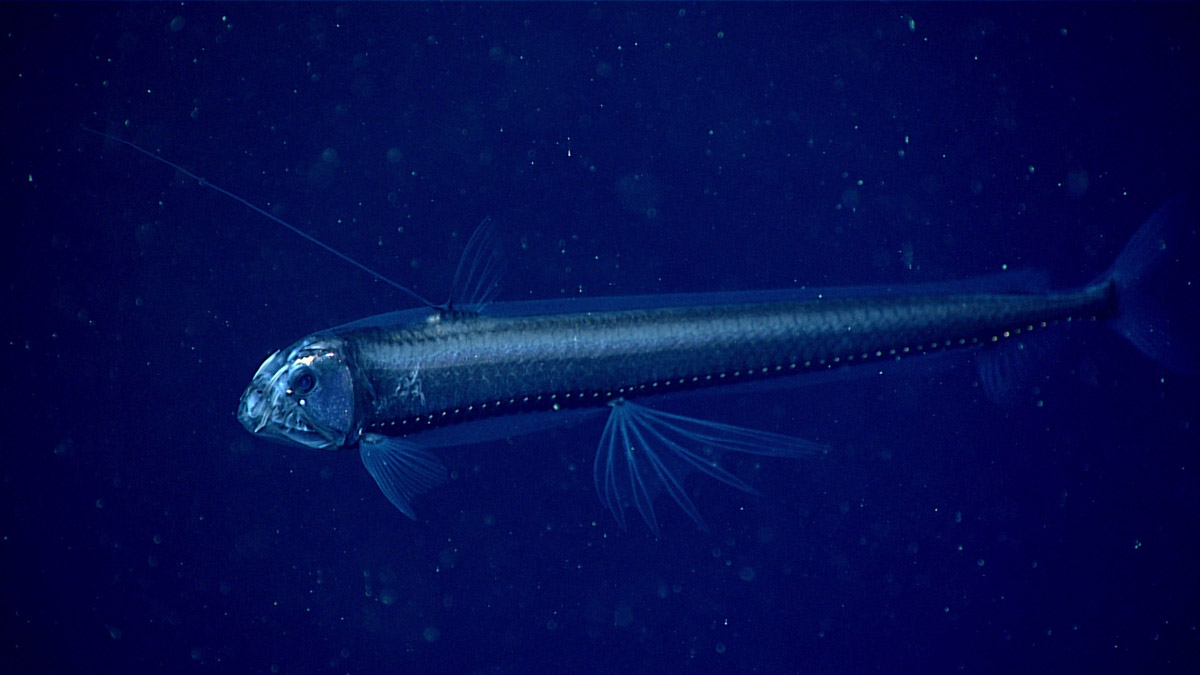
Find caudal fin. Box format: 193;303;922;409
1102;196;1200;373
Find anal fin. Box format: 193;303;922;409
976;335;1048;407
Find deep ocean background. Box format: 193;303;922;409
4;3;1199;673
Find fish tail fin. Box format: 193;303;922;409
1101;196;1200;374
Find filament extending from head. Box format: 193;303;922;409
81;125;436;308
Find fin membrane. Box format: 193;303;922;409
360;434;447;519
976;332;1059;408
445;217;505;313
1103;196;1200;374
594;399;825;537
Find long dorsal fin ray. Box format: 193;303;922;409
80;125;438;309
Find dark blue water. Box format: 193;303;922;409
5;4;1198;673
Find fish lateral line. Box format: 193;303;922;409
80;124;436;308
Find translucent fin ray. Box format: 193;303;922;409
360;435;447;519
1101;195;1200;374
975;334;1058;408
444;217;504;313
593;399;825;537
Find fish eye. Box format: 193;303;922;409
291;368;316;395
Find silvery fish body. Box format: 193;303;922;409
238;194;1200;535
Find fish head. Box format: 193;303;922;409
237;334;359;451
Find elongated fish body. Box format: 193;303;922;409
86;131;1193;533
230;197;1193;533
334;284;1114;436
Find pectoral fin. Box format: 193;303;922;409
594;399;826;537
360;434;447;519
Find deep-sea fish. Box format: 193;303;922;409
87;128;1197;535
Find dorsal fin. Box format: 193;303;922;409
80;125;438;309
440;217;505;314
